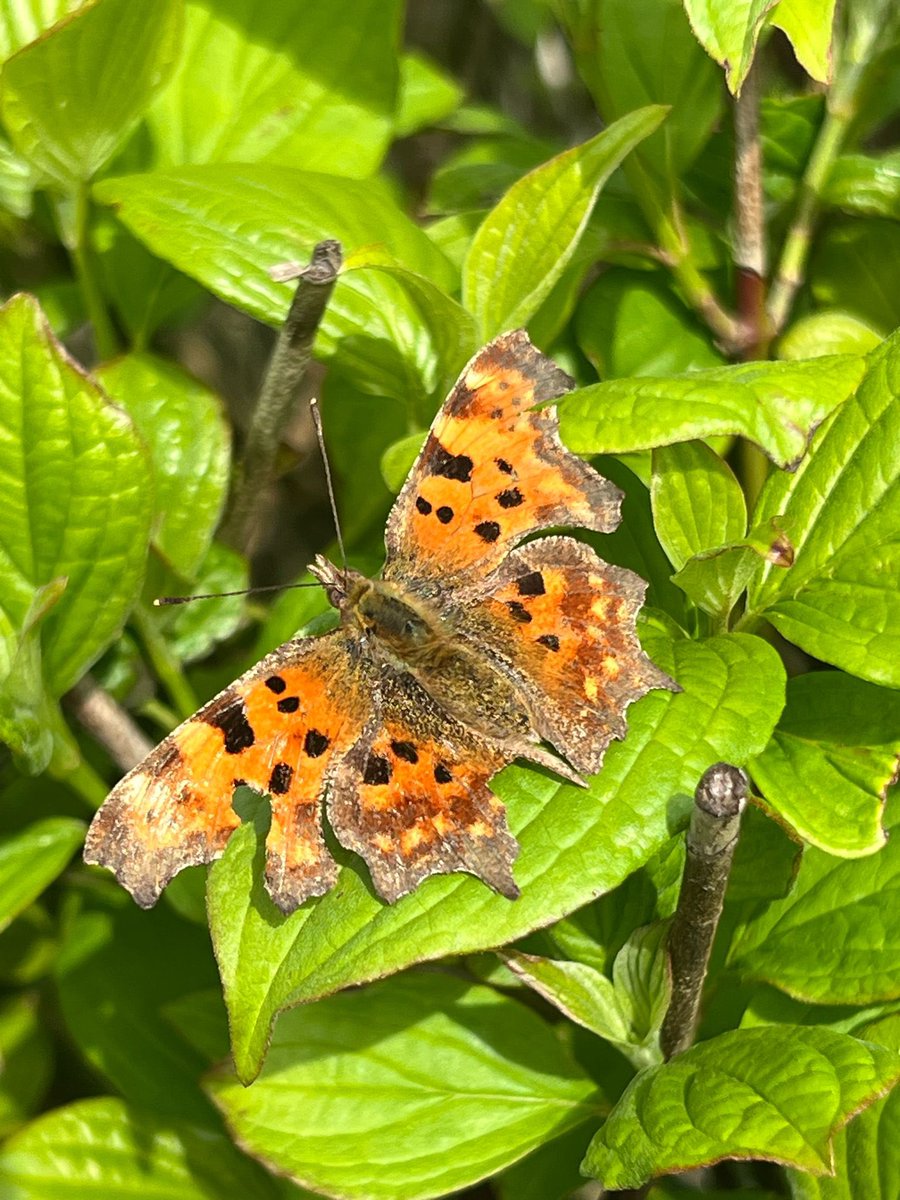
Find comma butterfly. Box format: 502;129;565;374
84;330;676;911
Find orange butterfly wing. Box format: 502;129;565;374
84;633;370;912
384;329;622;585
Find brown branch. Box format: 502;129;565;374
733;58;770;359
660;763;747;1060
65;675;153;774
220;239;343;553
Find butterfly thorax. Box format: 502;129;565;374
309;554;533;740
310;555;447;669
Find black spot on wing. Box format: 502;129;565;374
497;487;523;509
363;754;392;786
277;696;300;714
434;763;453;784
428;442;474;483
391;740;419;763
415;496;432;515
264;675;286;694
537;634;560;652
268;762;294;795
475;520;500;543
517;571;545;596
506;600;532;623
304;729;329;757
436;506;454;524
202;693;255;754
496;458;514;474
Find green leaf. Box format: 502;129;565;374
395;50;463;137
0;818;83;932
145;0;399;178
750;672;899;856
583;1025;900;1188
462;106;667;338
745;329;900;686
811;220;900;334
208;973;599;1200
682;0;775;94
787;1013;900;1200
0;0;182;186
207;630;785;1081
730;805;900;1003
505;923;670;1069
94;166;456;404
769;0;836;83
338;255;478;414
651;441;746;570
0;994;52;1136
778;310;883;359
557;0;722;181
0;293;152;697
96;354;230;579
576;271;723;379
560;353;866;468
55;889;220;1122
0;1096;304;1200
0;1;81;62
381;431;426;495
823;151;900;219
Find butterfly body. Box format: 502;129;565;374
85;330;677;912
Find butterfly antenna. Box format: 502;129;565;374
154;581;322;606
309;397;348;574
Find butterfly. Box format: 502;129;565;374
84;330;676;912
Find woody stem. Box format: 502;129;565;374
660;763;747;1060
221;239;343;553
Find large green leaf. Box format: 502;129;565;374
0;0;182;186
557;0;722;181
651;441;746;569
94;166;457;402
559;354;865;468
788;1013;900;1200
751;672;899;856
682;0;776;94
0;1096;307;1199
0;294;152;697
96;354;230;580
583;1026;900;1188
730;806;900;1004
745;329;900;686
145;0;399;177
208;973;599;1200
207;630;785;1081
462;106;667;338
55;889;220;1122
0;817;84;931
576;271;723;379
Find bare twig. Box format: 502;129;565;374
660;763;747;1060
733;58;769;359
65;675;153;774
221;239;343;552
